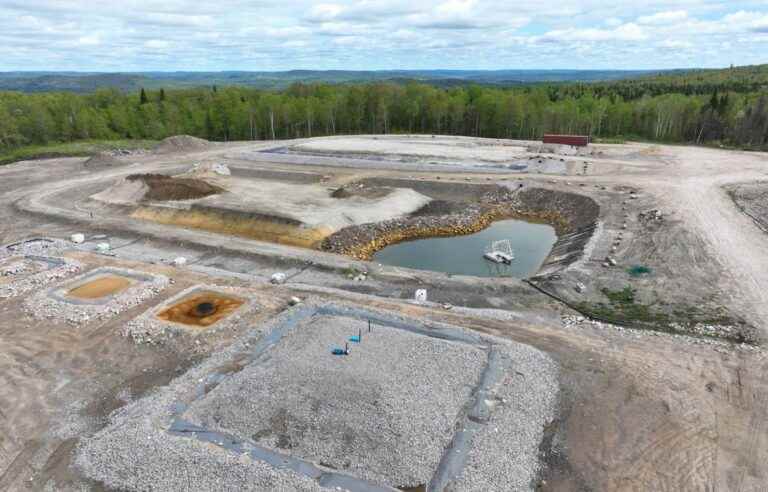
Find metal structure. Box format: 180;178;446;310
483;239;515;264
543;134;590;146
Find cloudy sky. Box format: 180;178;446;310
1;0;767;71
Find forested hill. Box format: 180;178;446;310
1;65;767;156
0;69;659;93
590;64;768;99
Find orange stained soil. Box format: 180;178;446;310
67;275;133;299
156;291;245;328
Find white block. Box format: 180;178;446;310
70;233;85;244
270;272;287;285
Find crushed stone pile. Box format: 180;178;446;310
183;162;232;179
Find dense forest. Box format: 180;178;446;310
1;66;767;154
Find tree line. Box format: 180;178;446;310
1;80;767;152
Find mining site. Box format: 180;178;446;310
2;133;768;491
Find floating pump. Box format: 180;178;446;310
331;342;350;356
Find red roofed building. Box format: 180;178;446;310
543;134;590;147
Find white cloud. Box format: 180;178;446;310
0;1;765;71
638;10;688;25
307;4;344;21
541;23;647;42
144;40;170;49
724;10;768;32
658;39;693;49
77;35;100;46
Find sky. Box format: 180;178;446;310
1;0;767;71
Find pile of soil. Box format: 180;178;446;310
153;135;211;154
83;152;123;170
330;183;393;200
126;174;224;201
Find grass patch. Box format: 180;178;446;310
575;285;752;343
0;139;157;166
627;265;652;277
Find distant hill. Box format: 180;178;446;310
592;64;768;98
0;69;661;93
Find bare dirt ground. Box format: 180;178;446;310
1;136;768;491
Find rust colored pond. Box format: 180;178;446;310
68;275;133;299
157;291;244;327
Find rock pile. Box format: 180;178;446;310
0;258;81;299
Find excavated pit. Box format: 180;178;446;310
156;290;245;328
324;180;599;274
67;274;133;299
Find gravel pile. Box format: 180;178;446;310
186;314;486;488
23;268;169;326
0;257;81;299
1;237;70;259
1;258;33;276
450;344;559;491
123;284;258;344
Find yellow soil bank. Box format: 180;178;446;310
132;206;332;249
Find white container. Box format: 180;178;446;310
173;257;187;267
270;272;287;285
414;289;428;302
96;242;110;253
70;233;85;244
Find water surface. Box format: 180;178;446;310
372;219;557;278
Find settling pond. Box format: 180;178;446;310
372;219;557;278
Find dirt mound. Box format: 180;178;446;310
153;135;211;154
330;183;393;200
126;174;224;201
83;152;123;170
91;178;149;205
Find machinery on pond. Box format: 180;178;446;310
483;239;515;265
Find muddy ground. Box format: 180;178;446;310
1;136;768;490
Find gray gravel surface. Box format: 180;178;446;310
77;417;329;491
76;300;560;491
186;314;487;488
449;344;559;491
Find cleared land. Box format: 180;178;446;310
0;135;767;491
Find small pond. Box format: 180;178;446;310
372;219;557;278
